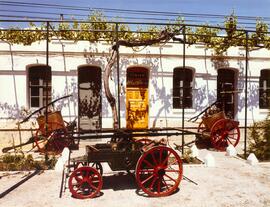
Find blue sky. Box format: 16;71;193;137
1;0;270;28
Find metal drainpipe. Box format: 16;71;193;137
244;31;249;158
182;26;186;155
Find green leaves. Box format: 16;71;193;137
248;119;270;161
1;11;270;55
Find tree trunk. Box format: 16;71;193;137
103;50;119;129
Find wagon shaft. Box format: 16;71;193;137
2;137;36;153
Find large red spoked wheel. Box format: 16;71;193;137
210;119;240;151
68;166;103;199
34;121;72;155
135;146;183;197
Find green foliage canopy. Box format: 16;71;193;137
1;12;270;55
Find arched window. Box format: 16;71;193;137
27;64;51;108
78;64;102;130
173;67;194;109
259;69;270;109
217;68;238;118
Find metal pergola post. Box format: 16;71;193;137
45;21;49;134
116;23;121;129
182;26;186;155
244;31;249;158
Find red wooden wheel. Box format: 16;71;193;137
68;166;103;199
135;146;183;197
34;121;72;155
210;119;240;151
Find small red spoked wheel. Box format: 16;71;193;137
68;166;103;199
34;121;71;155
73;162;103;183
135;146;183;197
210;119;240;151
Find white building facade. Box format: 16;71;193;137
0;38;269;131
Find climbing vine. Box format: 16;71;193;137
1;12;270;54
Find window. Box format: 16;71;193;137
173;67;194;109
217;68;238;118
27;64;51;108
259;69;270;109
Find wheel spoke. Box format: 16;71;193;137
141;174;154;185
73;179;83;188
74;176;83;184
228;136;237;140
159;148;163;164
162;177;170;191
142;159;155;169
138;169;154;174
157;178;161;194
228;131;238;135
149;177;158;190
84;169;90;178
75;187;81;193
150;151;158;165
227;138;233;145
213;135;223;144
164;174;177;183
86;178;98;190
165;169;180;173
167;158;179;167
161;151;172;167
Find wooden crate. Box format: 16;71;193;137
202;111;225;130
37;111;65;132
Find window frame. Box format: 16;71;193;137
217;67;238;119
259;69;270;109
26;64;52;108
172;67;194;109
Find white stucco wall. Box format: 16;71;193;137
0;39;269;130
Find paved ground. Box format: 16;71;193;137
0;148;270;207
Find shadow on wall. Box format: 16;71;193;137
0;79;78;120
236;53;259;112
1;50;260;122
194;85;216;112
0;103;21;119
